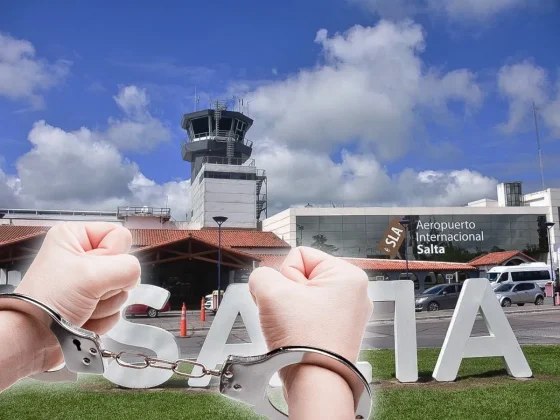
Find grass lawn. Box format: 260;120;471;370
2;346;560;419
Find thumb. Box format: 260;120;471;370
249;267;299;306
84;254;141;298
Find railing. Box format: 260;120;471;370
256;169;266;178
117;207;171;219
257;194;267;202
201;156;255;166
187;132;253;148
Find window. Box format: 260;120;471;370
487;273;499;281
511;270;550;282
202;171;256;181
495;283;514;292
514;283;534;292
236;120;246;132
424;285;446;295
457;284;463;293
497;273;509;283
444;285;457;294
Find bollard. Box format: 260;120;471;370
200;297;206;322
556;293;560;306
180;302;187;337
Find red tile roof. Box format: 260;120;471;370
253;254;288;270
0;226;48;247
255;254;477;272
130;229;290;249
130;234;261;260
342;258;477;272
0;226;289;252
468;251;536;266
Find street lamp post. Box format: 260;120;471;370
213;216;228;307
546;222;556;305
400;218;410;280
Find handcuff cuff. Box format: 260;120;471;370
0;293;372;420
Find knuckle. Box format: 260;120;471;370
124;254;141;279
45;222;66;238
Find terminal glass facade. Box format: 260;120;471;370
295;214;550;263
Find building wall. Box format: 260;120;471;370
190;169;205;226
0;217;122;227
263;206;552;263
467;199;499;208
190;163;257;229
261;209;295;246
525;188;560;268
295;213;549;262
122;217;175;229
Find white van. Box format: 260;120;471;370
487;263;552;290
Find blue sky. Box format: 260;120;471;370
1;0;559;217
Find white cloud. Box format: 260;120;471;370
253;141;497;214
0;86;189;219
104;85;171;151
350;0;543;21
497;61;560;137
228;20;497;213
0;167;19;207
0;33;71;108
114;85;150;117
242;22;481;160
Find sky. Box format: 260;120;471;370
1;0;559;220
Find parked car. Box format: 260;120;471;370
204;290;225;314
493;282;544;307
126;301;172;318
415;283;463;312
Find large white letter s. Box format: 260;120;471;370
102;284;181;388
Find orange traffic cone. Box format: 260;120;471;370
200;297;206;322
180;302;187;337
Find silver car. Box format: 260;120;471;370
494;282;544;307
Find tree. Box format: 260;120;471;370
311;234;339;255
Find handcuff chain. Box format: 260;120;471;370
100;350;222;379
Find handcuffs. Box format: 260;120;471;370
0;293;372;419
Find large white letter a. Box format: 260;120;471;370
433;278;532;382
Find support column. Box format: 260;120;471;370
8;270;22;287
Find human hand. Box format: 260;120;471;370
14;222;141;371
249;246;372;369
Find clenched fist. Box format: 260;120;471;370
249;246;372;363
15;222;141;371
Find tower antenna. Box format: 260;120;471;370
194;86;200;111
533;101;546;190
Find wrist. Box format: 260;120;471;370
0;310;61;376
281;365;355;419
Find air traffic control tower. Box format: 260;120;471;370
181;101;267;229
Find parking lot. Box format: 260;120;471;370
124;299;560;358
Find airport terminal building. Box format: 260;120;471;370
263;183;560;268
1;104;559;296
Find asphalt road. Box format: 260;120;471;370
120;302;560;359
